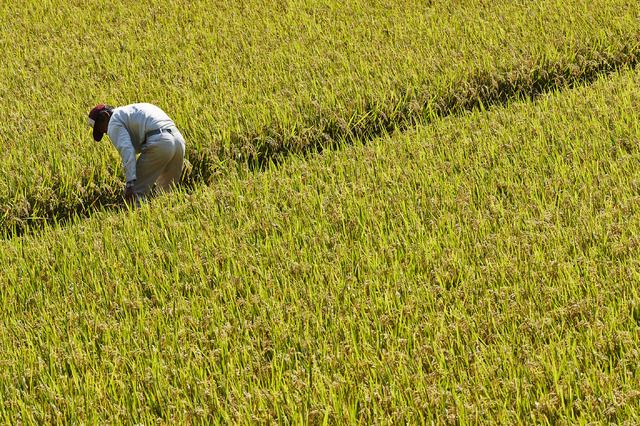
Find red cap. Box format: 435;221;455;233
88;104;106;141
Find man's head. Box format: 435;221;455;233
88;104;114;141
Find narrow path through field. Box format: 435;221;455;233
4;44;640;239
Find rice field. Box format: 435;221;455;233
1;0;640;234
3;63;640;422
3;0;640;424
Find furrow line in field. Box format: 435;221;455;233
190;41;640;176
3;39;640;239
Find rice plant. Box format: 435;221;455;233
2;65;640;423
1;0;640;234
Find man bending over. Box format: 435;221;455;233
88;103;186;202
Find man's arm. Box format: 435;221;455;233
108;122;137;182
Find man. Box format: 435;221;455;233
88;103;186;202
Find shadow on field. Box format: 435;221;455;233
4;42;640;239
183;43;640;187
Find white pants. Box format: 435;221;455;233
135;128;185;197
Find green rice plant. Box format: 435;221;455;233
2;66;640;423
2;0;640;235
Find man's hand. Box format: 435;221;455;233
124;180;136;203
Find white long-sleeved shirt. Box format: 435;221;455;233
107;103;176;182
